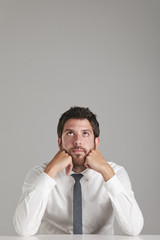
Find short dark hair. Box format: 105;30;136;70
57;106;100;139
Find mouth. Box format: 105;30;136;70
72;149;84;154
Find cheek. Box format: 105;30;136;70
61;136;72;147
85;138;95;147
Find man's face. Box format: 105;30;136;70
59;118;99;168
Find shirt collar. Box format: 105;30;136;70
69;168;93;177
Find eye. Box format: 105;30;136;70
83;131;89;137
67;131;74;136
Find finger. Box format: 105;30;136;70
61;148;71;156
65;163;73;176
84;161;92;169
65;165;70;175
86;164;93;169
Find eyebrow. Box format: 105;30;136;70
64;129;93;133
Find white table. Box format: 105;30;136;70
0;235;159;240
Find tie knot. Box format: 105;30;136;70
72;174;83;182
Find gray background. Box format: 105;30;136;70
0;0;159;236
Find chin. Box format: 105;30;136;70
72;157;85;165
72;153;85;159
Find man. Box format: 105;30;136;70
13;106;144;236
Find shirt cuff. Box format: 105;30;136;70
33;172;56;193
104;175;124;197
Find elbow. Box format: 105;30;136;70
126;227;143;237
14;227;36;237
14;224;37;237
14;229;34;237
13;214;37;237
125;215;144;236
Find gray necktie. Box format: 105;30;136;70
72;174;83;234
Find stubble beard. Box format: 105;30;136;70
70;147;88;167
60;142;96;169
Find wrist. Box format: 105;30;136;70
100;164;115;182
44;164;59;179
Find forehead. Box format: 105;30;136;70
63;119;93;132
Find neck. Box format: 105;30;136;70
72;165;86;173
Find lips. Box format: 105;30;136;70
71;147;85;154
72;149;84;153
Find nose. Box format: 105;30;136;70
73;134;82;146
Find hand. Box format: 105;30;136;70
44;150;73;178
84;149;115;182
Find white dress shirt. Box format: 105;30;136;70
13;162;144;236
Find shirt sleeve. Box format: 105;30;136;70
13;165;56;236
104;165;144;236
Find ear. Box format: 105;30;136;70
95;137;100;149
58;138;61;150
